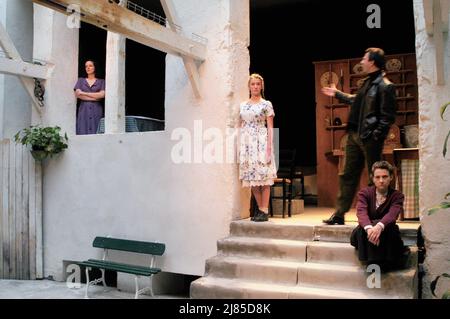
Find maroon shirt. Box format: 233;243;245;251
356;186;404;228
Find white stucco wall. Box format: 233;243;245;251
0;0;33;139
414;0;450;299
33;0;250;283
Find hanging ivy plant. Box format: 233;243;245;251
14;125;68;161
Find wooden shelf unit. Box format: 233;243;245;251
314;53;418;207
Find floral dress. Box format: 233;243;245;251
239;100;277;187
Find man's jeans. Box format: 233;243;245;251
335;131;384;216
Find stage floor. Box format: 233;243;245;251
266;206;420;230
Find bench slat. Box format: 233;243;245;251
78;260;160;276
87;259;161;273
93;237;165;255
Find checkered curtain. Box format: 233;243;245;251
401;159;419;218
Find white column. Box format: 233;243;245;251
32;5;78;280
0;0;34;138
104;0;126;134
0;0;6;139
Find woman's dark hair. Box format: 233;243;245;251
365;47;386;70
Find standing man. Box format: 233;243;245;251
321;48;397;225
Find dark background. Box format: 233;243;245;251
250;0;416;166
78;0;416;166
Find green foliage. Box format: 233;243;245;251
431;273;450;299
427;102;450;299
427;193;450;216
14;125;68;160
441;102;450;157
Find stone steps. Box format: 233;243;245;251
191;220;419;299
230;220;417;245
190;277;409;299
306;241;360;265
217;237;307;261
230;221;314;241
205;248;417;298
205;256;301;285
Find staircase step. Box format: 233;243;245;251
217;237;307;261
203;252;417;298
400;228;419;246
296;256;418;298
205;256;301;285
313;225;354;242
306;241;360;265
314;225;418;245
193;220;419;299
230;220;314;241
190;277;408;299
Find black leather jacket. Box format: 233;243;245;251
335;71;396;143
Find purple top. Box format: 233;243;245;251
356;186;404;228
74;78;105;135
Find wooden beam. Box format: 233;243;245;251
0;58;53;79
160;0;179;28
441;0;449;32
160;0;201;98
104;0;126;134
433;0;445;85
424;0;449;34
182;58;201;98
32;0;206;62
0;23;43;114
424;0;434;35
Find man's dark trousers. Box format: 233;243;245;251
335;131;384;217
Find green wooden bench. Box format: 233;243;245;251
77;236;165;299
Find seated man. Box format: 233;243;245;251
350;161;410;272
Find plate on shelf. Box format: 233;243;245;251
352;63;364;74
386;58;402;71
320;71;339;88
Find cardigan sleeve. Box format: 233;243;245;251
379;192;404;226
356;189;372;228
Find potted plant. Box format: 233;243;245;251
14;125;68;161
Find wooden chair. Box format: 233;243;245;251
270;149;301;218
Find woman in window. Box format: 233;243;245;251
74;60;105;135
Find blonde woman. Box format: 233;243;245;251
239;74;277;222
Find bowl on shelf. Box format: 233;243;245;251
403;124;419;148
386;58;402;72
352;63;364;74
